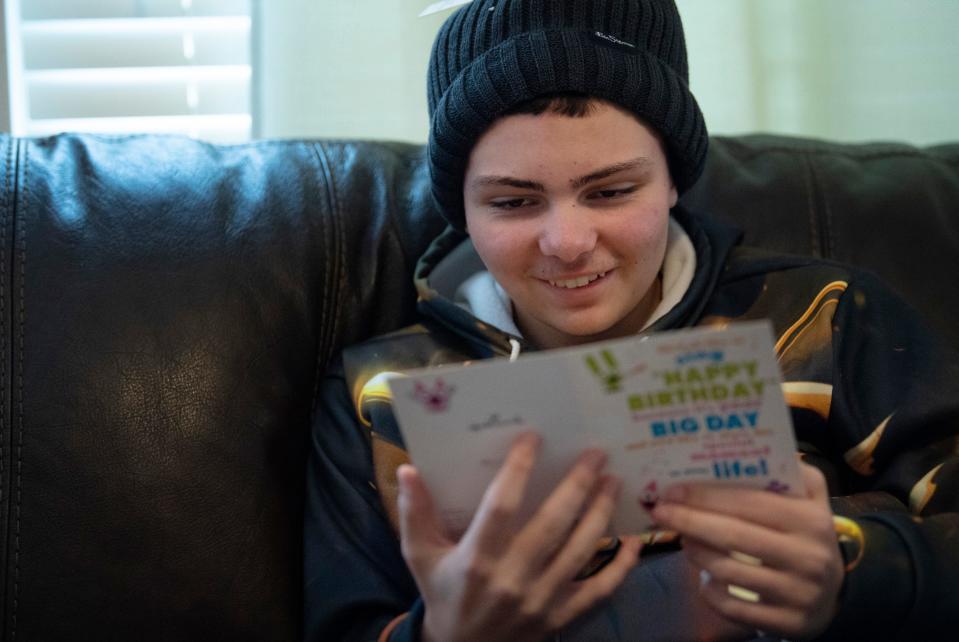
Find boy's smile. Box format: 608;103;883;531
463;100;678;349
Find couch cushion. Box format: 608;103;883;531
0;134;438;640
0;131;955;640
683;135;959;346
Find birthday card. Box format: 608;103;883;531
388;320;802;534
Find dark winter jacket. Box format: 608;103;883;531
305;206;959;641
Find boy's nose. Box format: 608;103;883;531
537;204;598;263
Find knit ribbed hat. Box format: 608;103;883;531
427;0;707;231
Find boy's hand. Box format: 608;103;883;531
651;462;844;639
397;432;641;642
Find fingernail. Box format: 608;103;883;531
664;485;686;503
603;475;622;496
624;535;643;557
518;431;542;451
582;449;608;471
699;569;712;588
396;464;413;493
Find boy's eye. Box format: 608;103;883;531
589;185;638;200
490;197;534;210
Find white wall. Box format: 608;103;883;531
256;0;445;142
681;0;959;145
255;0;959;145
0;0;10;131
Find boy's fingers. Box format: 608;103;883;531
652;502;805;571
697;572;804;636
461;432;542;554
658;483;817;533
799;462;828;501
509;449;609;570
683;539;816;608
397;464;449;573
532;474;620;584
548;536;641;631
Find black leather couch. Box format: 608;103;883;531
0;132;956;640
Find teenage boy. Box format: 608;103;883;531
305;1;959;641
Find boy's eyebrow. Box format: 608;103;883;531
569;157;653;189
469;157;653;193
469;176;547;192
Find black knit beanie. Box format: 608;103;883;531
427;0;707;231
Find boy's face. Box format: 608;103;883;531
463;101;678;349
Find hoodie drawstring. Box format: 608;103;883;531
508;338;521;362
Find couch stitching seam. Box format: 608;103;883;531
798;152;819;258
334;157;346;366
12;141;25;641
309;142;338;408
715;140;959;164
0;137;9;565
317;142;345;369
808;156;834;259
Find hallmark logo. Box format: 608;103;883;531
469;412;524;432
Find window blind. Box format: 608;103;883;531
9;0;251;142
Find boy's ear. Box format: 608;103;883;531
669;184;678;208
